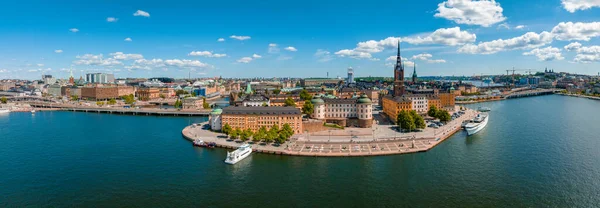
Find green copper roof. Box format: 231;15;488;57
211;108;223;115
245;83;252;94
311;98;325;104
357;94;372;104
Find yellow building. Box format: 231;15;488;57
382;95;412;122
221;106;303;133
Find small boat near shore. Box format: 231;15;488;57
31;109;36;114
465;113;489;136
477;107;491;112
193;139;207;147
225;144;252;165
0;108;10;114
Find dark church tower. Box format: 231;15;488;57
412;63;417;83
393;41;405;96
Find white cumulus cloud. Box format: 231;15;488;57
284;46;298;52
74;54;123;66
551;22;600;41
268;43;280;53
124;37;132;42
110;52;144;60
217;38;225;42
515;25;526;29
107;17;118;22
237;54;262;63
69;28;79;33
523;47;564;61
434;0;506;27
458;31;553;54
562;0;600;12
54;49;63;53
188;51;227;58
133;10;150;17
230;35;251;41
314;49;333;62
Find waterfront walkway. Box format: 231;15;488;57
181;109;478;157
23;101;211;116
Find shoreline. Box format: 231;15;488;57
181;109;475;157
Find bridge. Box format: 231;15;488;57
24;101;211;116
504;89;560;99
209;101;230;108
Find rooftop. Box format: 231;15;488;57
222;106;301;115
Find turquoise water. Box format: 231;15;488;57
1;95;599;207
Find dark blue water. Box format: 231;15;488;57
1;95;599;207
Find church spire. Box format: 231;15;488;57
412;63;418;83
396;41;402;68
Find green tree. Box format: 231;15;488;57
272;89;281;95
70;95;79;101
302;100;314;115
1;96;7;104
427;105;438;117
191;91;197;97
174;99;182;109
269;124;280;134
159;94;166;99
436;110;451;123
261;102;268;107
281;123;294;138
284;97;296;107
264;131;276;143
175;89;189;96
230;128;241;140
410;110;426;129
96;101;105;106
202;97;209;109
241;129;252;142
397;110;415;132
275;133;287;144
253;126;267;143
122;94;135;105
299;89;312;101
107;98;117;105
222;123;232;135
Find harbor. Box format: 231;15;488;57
181;109;478;157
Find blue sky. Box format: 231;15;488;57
1;0;600;80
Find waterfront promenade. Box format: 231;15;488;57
22;101;211;116
182;109;478;157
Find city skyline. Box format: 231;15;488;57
1;0;600;80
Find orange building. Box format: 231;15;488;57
136;88;160;101
221;106;303;133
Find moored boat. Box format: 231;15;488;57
0;108;10;114
193;139;207;147
477;107;491;112
465;113;489;136
224;144;252;164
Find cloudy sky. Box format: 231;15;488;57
1;0;600;80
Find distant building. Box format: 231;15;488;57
47;84;62;97
242;94;270;107
81;85;135;100
43;75;56;85
220;106;303;133
136;88;160;101
347;67;355;84
182;97;204;110
86;73;115;84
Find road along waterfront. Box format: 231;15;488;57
182;109;478;157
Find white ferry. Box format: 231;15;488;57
224;144;252;165
0;108;10;114
465;113;489;136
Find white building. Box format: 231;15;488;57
406;95;428;114
209;108;222;131
86;73;115;84
242;95;270;107
311;94;373;128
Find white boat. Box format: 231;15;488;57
477;106;491;112
31;109;36;114
0;108;10;114
224;144;252;164
465;113;489;136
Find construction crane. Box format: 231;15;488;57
506;68;516;86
